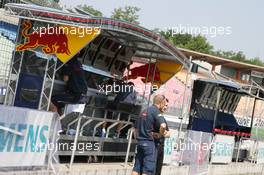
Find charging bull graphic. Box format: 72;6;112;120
16;20;100;63
16;21;71;55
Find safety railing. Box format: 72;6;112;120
59;104;137;169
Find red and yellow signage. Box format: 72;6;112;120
16;21;100;63
127;61;183;87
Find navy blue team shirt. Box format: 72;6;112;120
135;105;163;141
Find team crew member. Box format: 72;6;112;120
132;95;167;175
154;99;170;175
50;55;87;115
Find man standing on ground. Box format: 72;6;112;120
154;99;170;175
131;95;168;175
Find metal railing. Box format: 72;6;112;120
59;104;137;169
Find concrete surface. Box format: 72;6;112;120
0;163;264;175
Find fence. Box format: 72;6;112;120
0;9;18;102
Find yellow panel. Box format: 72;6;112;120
156;60;183;85
16;21;100;63
55;25;100;63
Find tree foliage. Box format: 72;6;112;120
214;50;264;66
29;1;262;67
160;30;264;67
77;5;103;17
27;0;61;9
111;6;140;24
160;31;213;54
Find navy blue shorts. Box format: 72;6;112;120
133;140;157;175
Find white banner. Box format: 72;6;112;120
183;130;212;175
257;142;264;164
251;70;264;78
235;117;264;128
211;134;235;164
0;105;56;167
164;129;178;164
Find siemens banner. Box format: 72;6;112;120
0;105;56;167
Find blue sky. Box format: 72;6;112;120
61;0;264;60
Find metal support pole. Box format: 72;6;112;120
11;53;25;106
38;56;57;111
261;151;264;175
250;98;257;133
4;19;24;106
253;140;258;164
213;89;222;130
47;58;57;110
142;58;151;103
197;132;202;172
209;134;215;165
147;61;157;107
125;128;134;166
38;57;50;109
178;56;192;140
69;113;82;169
236;138;242;163
209;90;221;165
243;96;250;119
178;57;193;166
48;114;60;173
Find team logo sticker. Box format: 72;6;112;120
16;21;100;63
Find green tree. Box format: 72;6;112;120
214;50;246;62
160;31;213;54
183;35;213;54
111;6;140;24
214;50;264;66
27;0;61;9
160;30;264;66
250;57;264;66
77;5;103;17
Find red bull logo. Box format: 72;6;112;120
16;21;71;55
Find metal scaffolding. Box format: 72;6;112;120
4;19;58;110
4;3;190;69
38;56;57;110
4;19;22;106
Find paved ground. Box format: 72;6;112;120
1;163;264;175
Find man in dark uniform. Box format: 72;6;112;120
132;95;167;175
50;55;87;115
154;99;170;175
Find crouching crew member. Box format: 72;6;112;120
50;55;87;115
